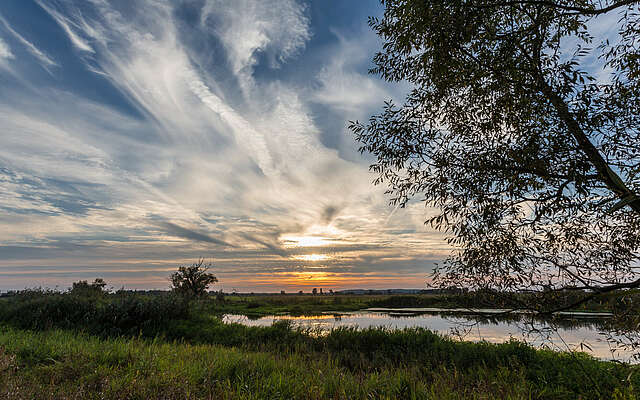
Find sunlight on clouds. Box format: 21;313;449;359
286;271;333;283
282;236;331;248
0;0;443;291
281;224;346;248
292;254;330;262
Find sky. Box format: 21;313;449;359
0;0;452;292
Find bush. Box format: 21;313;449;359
0;289;190;336
0;291;95;331
95;292;190;336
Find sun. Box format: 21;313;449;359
281;235;330;248
292;254;330;261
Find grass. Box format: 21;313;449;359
210;294;381;316
0;327;512;399
202;290;637;317
0;290;639;398
1;325;636;399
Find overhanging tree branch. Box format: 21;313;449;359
471;0;639;16
358;0;640;349
538;80;640;213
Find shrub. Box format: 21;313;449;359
96;292;190;336
0;289;190;336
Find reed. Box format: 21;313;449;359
0;290;638;398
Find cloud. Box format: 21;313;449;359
238;232;288;257
184;69;276;177
311;30;393;114
0;36;13;63
156;221;230;247
200;0;310;90
320;205;341;224
36;0;94;53
0;0;447;291
0;14;57;70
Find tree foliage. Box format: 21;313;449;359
351;0;640;319
70;278;108;296
170;259;218;298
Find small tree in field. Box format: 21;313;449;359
170;259;218;298
70;278;108;296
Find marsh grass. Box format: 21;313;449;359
0;290;189;335
211;294;376;317
199;291;634;317
0;317;637;399
0;291;639;398
1;326;635;400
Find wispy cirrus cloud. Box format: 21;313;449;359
156;221;231;247
200;0;311;93
35;0;94;53
0;35;13;68
0;14;57;70
0;0;443;291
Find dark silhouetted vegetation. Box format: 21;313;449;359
170;258;218;298
350;0;640;352
1;287;640;398
0;287;189;336
69;278;108;296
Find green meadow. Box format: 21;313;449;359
0;290;638;399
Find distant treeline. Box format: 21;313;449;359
3;285;637;314
0;287;453;297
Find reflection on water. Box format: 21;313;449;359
222;311;633;362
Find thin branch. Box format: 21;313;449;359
470;0;639;16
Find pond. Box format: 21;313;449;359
223;308;635;362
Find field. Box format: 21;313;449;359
0;290;638;399
204;290;637;318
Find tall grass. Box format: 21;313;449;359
0;290;189;336
1;327;635;399
1;290;638;398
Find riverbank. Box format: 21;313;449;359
0;322;636;399
201;290;636;317
0;290;638;398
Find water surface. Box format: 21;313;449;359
223;310;634;362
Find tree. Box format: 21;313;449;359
170;259;218;298
70;278;108;296
350;1;640;324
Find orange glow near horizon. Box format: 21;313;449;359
215;269;431;292
0;268;430;293
275;271;337;286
